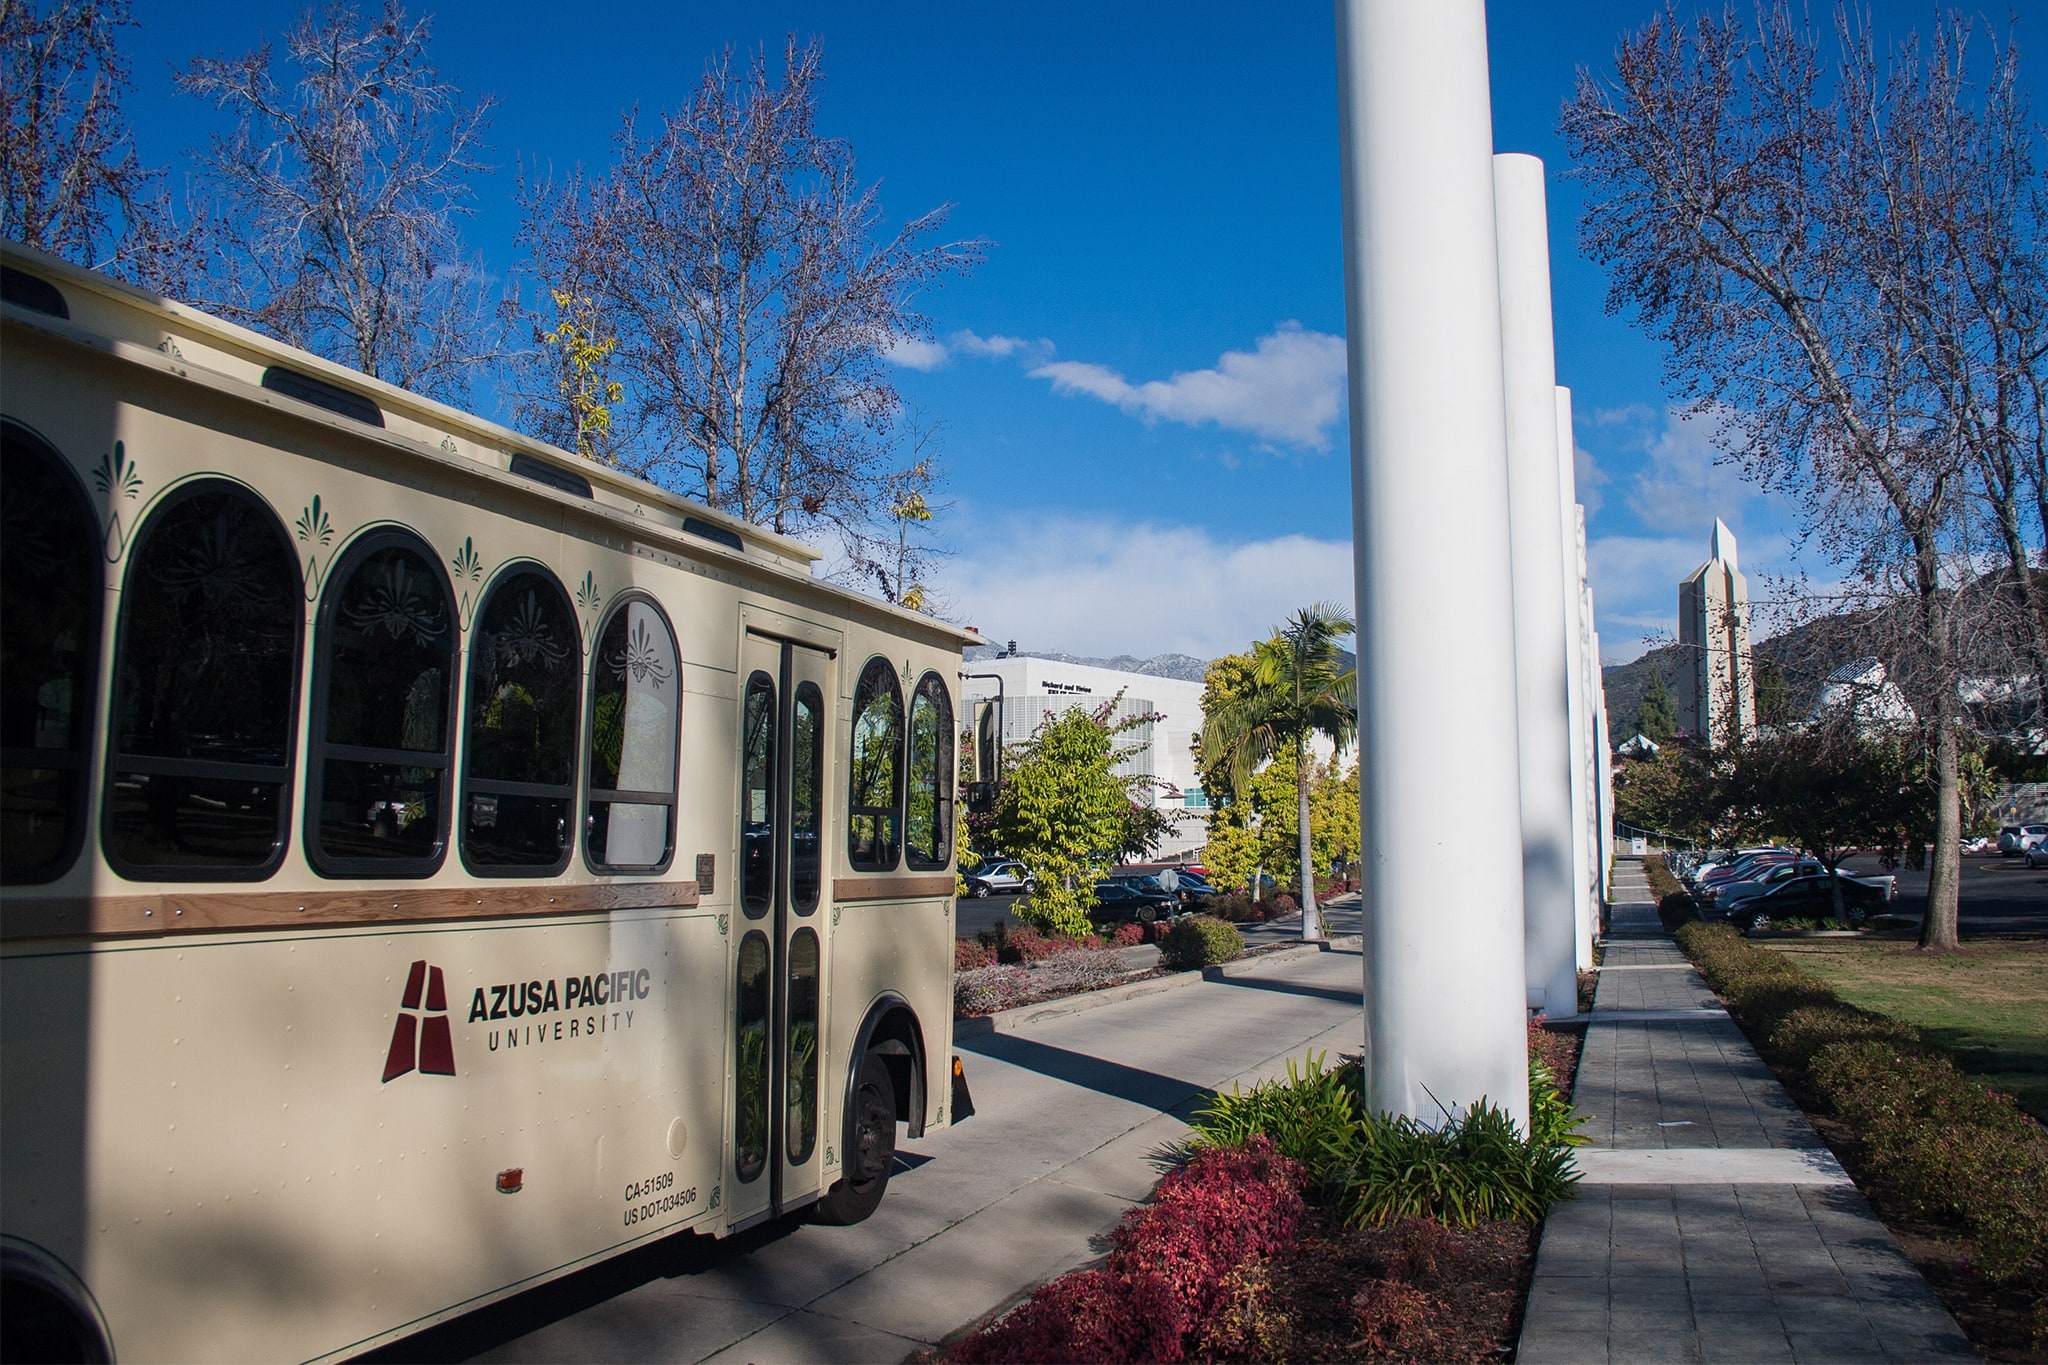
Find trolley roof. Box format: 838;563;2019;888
1;240;981;650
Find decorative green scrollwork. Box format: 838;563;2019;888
295;495;334;546
716;913;730;937
451;536;485;628
92;441;141;500
707;1185;721;1212
451;536;483;583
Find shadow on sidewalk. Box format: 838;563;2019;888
1206;974;1363;1007
956;1032;1212;1111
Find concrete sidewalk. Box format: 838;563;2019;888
1517;859;1974;1364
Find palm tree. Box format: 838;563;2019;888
1201;603;1358;940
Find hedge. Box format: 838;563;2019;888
1160;915;1244;969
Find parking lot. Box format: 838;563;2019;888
1837;850;2048;937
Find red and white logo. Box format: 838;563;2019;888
382;959;457;1082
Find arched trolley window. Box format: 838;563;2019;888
460;565;580;875
305;529;459;876
846;657;903;871
1;422;103;884
103;480;303;878
585;595;681;873
905;672;954;870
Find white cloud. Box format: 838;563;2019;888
1573;443;1608;518
951;329;1053;363
1622;404;1763;528
1029;322;1347;449
883;336;949;371
936;516;1355;659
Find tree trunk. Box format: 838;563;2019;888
1296;733;1320;941
1917;549;1963;953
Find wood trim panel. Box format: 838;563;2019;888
832;873;956;903
1;880;700;942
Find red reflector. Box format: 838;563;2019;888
497;1168;523;1193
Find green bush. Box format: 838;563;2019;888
1657;890;1697;932
1188;1051;1364;1191
1719;975;1838;1032
1529;1056;1588;1153
1766;1006;1921;1068
1160;915;1244;969
1673;925;2048;1290
1343;1099;1579;1228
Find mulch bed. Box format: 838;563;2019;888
1261;1214;1533;1362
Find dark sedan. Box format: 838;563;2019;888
1733;873;1888;933
1089;880;1178;924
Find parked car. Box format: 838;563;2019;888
2002;824;2048;855
1089;879;1178;924
1732;873;1889;933
1962;835;1996;854
1106;869;1217;912
1700;860;1822;912
2026;841;2048;869
964;860;1035;898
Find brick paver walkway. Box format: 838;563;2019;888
1517;859;1975;1364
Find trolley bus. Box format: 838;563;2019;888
0;241;975;1363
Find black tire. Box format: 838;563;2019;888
972;882;990;899
813;1052;896;1226
1137;903;1158;924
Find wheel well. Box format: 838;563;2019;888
1;1240;110;1365
846;997;927;1148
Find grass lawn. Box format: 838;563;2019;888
1764;935;2048;1122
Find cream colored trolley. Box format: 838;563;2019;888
0;242;975;1363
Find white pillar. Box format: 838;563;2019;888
1557;388;1595;976
1335;0;1529;1132
1495;155;1577;1020
1597;667;1616;899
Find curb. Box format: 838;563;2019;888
955;935;1362;1037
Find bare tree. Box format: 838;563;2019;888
1563;4;2044;950
178;2;501;402
1;0;203;292
519;38;984;562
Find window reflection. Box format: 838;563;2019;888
586;598;680;871
104;482;301;876
847;658;902;870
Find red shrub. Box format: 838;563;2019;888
948;1267;1187;1364
1110;922;1146;947
1271;893;1299;916
1110;1139;1306;1322
1351;1280;1439;1353
955;940;995;972
1527;1018;1574;1078
950;1139;1306;1363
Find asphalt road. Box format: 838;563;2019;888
374;947;1365;1363
1838;850;2048;936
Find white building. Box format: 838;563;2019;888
960;656;1211;854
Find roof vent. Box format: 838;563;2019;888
2;265;69;319
682;517;744;553
261;365;384;427
508;452;593;499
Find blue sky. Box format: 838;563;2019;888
118;1;2046;664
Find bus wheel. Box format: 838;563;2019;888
813;1052;896;1226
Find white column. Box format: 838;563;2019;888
1495;155;1577;1019
1557;388;1595;976
1335;0;1529;1132
1597;668;1616;900
1579;513;1605;953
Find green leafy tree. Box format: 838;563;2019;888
1726;726;1921;924
1614;743;1734;845
992;697;1151;937
1635;671;1678;745
1191;651;1257;806
1201;604;1358;939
